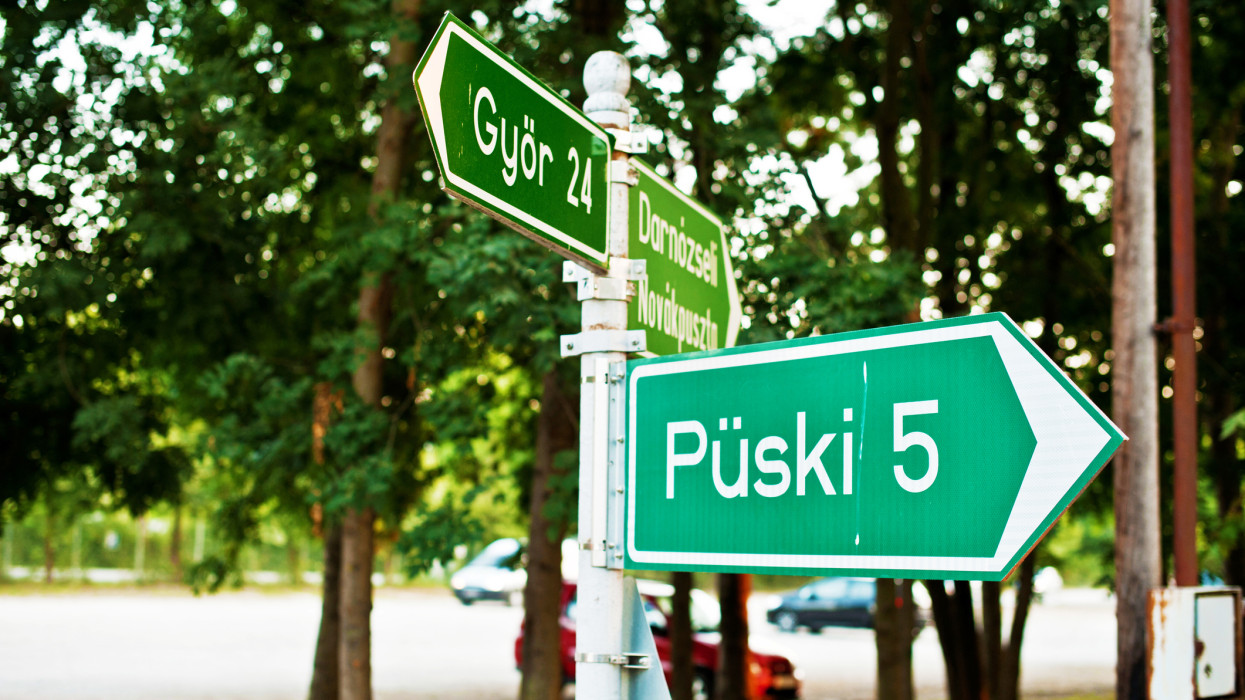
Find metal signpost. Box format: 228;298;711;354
415;15;647;697
623;313;1126;581
628;159;741;356
413;13;613;271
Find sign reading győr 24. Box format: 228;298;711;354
414;13;612;270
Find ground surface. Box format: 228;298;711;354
0;585;1114;699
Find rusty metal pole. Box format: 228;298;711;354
1167;0;1199;588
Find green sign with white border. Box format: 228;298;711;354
413;13;612;270
624;313;1125;581
628;159;741;356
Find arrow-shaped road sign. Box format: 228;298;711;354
623;313;1125;581
414;13;612;270
628;159;741;356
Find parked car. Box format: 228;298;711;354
449;537;526;606
765;577;930;633
515;579;801;699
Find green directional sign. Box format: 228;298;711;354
623;313;1125;581
628;159;741;356
413;13;612;270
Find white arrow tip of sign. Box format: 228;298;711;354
989;322;1114;569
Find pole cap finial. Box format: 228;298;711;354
583;51;631;127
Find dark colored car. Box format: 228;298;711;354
516;579;801;699
765;577;930;633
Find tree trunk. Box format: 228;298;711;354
134;516;147;582
716;573;751;700
876;0;916;255
171;498;183;582
926;581;964;700
70;520;82;580
953;582;981;700
193;517;206;563
670;571;695;700
982;581;1002;700
1109;0;1161;697
340;508;374;700
928;580;982;700
519;370;576;700
43;502;54;584
998;553;1037;700
339;1;421;698
289;538;303;586
309;524;342;700
876;579;913;700
3;524;14;571
872;0;922;688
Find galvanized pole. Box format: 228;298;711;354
576;51;633;700
1166;0;1199;589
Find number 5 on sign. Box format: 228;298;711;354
894;400;939;493
565;148;593;212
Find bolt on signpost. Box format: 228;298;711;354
624;313;1126;580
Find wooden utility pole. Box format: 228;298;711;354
1109;0;1161;698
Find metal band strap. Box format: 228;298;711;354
574;652;651;670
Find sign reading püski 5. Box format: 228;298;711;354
628;159;741;356
414;13;612;270
623;313;1125;581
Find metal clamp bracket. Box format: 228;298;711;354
574;652;652;670
561;330;646;357
605;127;650;155
609;257;647;282
562;261;631;301
562;260;646;301
605;360;627;569
608;159;638;186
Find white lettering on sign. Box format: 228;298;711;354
796;411;837;496
637;191;719;287
664;411;855;499
664;405;935;500
753;435;789;497
893;400;939;493
635;278;719;353
473;85;595;205
666;420;706;499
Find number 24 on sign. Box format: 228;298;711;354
469;86;595;213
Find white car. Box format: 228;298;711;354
450;538;526;606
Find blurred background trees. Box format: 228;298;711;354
3;0;1243;698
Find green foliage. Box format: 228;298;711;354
396;483;489;578
1221;410;1245;442
1042;507;1116;588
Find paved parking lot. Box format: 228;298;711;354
0;586;1113;699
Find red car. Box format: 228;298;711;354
515;579;801;699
